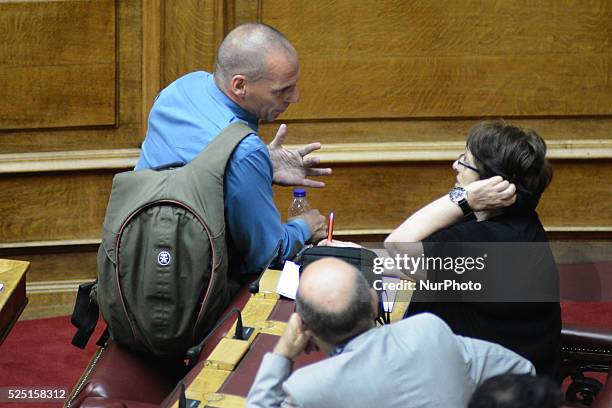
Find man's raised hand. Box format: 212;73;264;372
268;124;332;188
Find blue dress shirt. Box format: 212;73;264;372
135;71;310;274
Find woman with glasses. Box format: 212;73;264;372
385;121;561;378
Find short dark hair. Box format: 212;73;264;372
214;23;295;84
466;121;553;211
296;269;373;345
468;374;563;408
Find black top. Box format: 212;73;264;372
405;211;561;378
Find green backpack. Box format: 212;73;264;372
76;122;253;358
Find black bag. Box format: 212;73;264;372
294;246;389;324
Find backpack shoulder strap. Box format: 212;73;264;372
187;121;255;175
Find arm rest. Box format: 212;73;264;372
593;374;612;408
562;324;612;353
80;397;160;408
561;323;612;406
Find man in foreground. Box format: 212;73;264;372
247;258;535;407
135;23;329;275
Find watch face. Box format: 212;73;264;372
449;187;467;203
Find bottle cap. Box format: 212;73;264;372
293;188;306;197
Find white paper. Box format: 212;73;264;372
275;260;301;300
381;276;400;313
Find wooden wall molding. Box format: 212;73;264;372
0;139;610;174
22;280;88;320
0;239;100;250
27;280;90;295
0;149;138;174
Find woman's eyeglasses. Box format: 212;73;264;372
457;154;481;174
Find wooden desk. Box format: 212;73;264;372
0;258;30;346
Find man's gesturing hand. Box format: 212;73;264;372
268;124;332;188
465;176;517;211
274;313;311;360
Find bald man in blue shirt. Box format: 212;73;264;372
136;23;329;276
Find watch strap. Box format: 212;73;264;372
458;199;471;215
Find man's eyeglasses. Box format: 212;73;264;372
457;154;480;174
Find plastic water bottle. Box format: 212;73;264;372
288;188;311;218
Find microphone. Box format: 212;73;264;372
185;308;252;366
233;307;244;340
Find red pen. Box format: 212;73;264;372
327;211;334;241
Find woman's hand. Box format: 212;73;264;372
466;176;516;211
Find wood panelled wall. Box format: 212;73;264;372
0;0;610;318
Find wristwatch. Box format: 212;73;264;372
449;187;472;215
